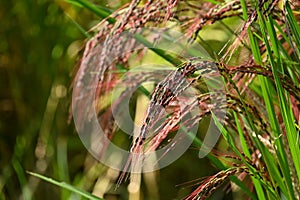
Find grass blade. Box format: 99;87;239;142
27;172;103;200
66;0;115;23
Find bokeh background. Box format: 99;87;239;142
0;0;240;199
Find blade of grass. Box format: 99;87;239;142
264;14;296;199
133;33;182;66
233;110;270;199
66;0;115;23
258;5;300;180
285;3;300;57
239;1;298;199
27;172;103;200
12;158;32;200
233;112;250;158
65;14;91;38
273;21;300;83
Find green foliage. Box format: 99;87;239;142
27;172;103;200
1;0;300;199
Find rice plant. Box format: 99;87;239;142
31;0;300;199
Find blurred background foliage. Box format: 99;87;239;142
0;0;240;199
